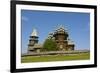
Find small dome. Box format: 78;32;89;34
31;28;38;36
55;24;68;32
68;38;74;45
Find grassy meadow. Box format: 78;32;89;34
21;52;90;63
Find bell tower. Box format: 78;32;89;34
28;29;38;52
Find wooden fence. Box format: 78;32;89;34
22;50;90;57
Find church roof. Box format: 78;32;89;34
31;28;38;36
55;24;68;33
68;38;74;45
33;44;43;49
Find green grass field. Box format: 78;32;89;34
21;52;90;63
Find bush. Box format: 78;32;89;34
43;39;58;51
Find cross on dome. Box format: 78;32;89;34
55;24;68;32
57;24;64;29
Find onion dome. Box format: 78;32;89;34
47;32;54;39
54;24;68;35
68;38;74;45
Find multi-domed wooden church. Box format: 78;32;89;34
28;25;75;53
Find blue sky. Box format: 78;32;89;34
21;10;90;53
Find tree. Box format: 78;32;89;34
43;39;58;51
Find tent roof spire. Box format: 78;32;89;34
31;28;38;36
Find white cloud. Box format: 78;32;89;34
22;16;29;21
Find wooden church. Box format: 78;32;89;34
28;25;75;53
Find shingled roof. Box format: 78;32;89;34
33;44;43;49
